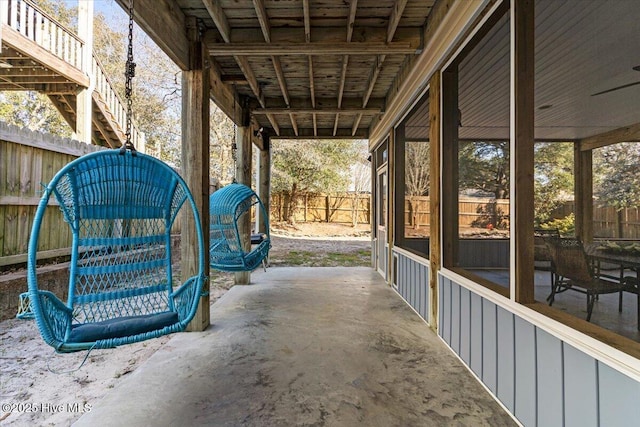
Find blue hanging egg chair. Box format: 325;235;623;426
209;183;271;272
27;150;206;353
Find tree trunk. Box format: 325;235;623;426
286;184;298;224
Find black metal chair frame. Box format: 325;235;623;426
546;237;626;322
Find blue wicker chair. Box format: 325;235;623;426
27;150;206;353
209;183;270;272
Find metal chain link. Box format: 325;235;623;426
231;86;237;183
123;0;137;153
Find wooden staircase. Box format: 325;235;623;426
0;0;143;149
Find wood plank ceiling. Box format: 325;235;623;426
171;0;435;139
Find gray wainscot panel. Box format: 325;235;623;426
439;275;640;427
470;293;483;377
536;328;563;427
514;317;536;427
497;306;515;412
394;251;430;323
481;297;498;394
460;287;471;365
563;343;598;427
451;282;461;354
598;361;640;426
441;277;451;345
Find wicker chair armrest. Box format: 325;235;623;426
171;275;206;322
33;291;73;348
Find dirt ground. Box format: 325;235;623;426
0;223;371;426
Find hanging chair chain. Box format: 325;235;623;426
231;126;237;183
122;0;137;154
231;85;238;183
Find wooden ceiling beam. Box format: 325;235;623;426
234;56;265;108
206;0;266;120
272;56;290;107
265;113;280;136
205;27;421;45
303;0;311;43
313;114;318;137
335;0;358;136
309;56;316;109
579;122;640;151
353;54;386;135
289;113;299;136
252;0;271;42
362;55;385;108
221;75;250;85
251;0;290;137
203;0;231;43
208;50;243;124
347;0;359;42
334;58;347;135
253;107;381;115
354;0;405;136
208;42;420;56
352;114;363;137
274;127;368;139
263;97;385;110
115;0;189;70
387;0;410;42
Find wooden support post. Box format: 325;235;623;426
441;67;459;267
393;114;405;249
258;133;271;234
235;109;252;285
76;1;94;144
575;143;594;244
182;17;210;331
513;0;535;303
429;71;441;331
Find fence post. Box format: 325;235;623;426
304;193;308;222
617;210;623;238
325;195;330;222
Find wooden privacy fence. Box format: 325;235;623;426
0;123;104;266
271;194;510;227
402;196;511;230
555;202;640;239
272;193;371;224
406;196;640;238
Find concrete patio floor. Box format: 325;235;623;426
73;267;517;427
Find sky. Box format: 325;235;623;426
63;0;126;23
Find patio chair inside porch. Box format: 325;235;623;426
546;237;626;322
534;228;560;298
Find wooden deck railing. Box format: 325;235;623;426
92;54;144;149
4;0;84;68
2;0;143;149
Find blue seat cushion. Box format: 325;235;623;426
69;311;179;343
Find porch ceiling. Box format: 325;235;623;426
377;0;640;144
457;0;640;142
116;0;436;140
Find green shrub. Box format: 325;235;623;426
539;213;575;237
